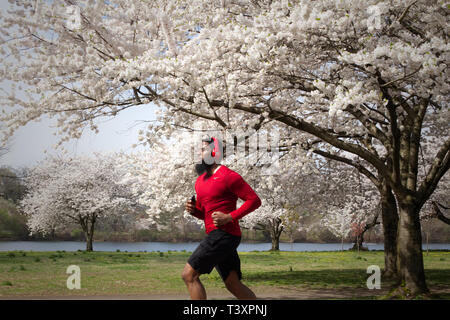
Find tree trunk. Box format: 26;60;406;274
85;231;94;252
271;235;280;251
380;183;399;280
269;218;283;251
351;213;380;252
356;235;360;254
396;199;429;295
351;234;367;251
80;214;96;252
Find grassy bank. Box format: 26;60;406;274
0;250;449;299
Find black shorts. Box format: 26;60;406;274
188;229;242;282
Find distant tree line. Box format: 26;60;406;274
1;163;448;243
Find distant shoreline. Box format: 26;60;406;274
1;240;450;253
1;239;450;244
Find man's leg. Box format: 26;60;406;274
182;263;207;300
224;270;257;300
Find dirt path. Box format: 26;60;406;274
1;285;448;300
0;287;403;300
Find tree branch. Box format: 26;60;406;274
432;201;450;225
202;87;227;128
418;137;450;206
312;149;379;187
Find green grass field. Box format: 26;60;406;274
0;250;449;299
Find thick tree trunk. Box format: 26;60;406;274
396;199;429;295
380;184;399;279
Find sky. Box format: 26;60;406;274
0;104;155;170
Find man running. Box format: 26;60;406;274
183;136;262;300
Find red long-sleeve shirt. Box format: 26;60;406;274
192;165;261;236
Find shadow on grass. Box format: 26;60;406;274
244;269;368;288
244;269;450;289
424;269;450;286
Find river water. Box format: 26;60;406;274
0;241;449;252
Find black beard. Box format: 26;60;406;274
195;160;214;176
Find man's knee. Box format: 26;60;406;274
182;264;199;283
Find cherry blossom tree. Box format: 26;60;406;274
321;205;353;251
119;129;208;232
316;161;379;251
240;146;323;250
157;1;448;295
20;153;136;251
120;126;320;250
1;0;448;295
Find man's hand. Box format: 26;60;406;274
185;200;195;215
212;211;233;227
